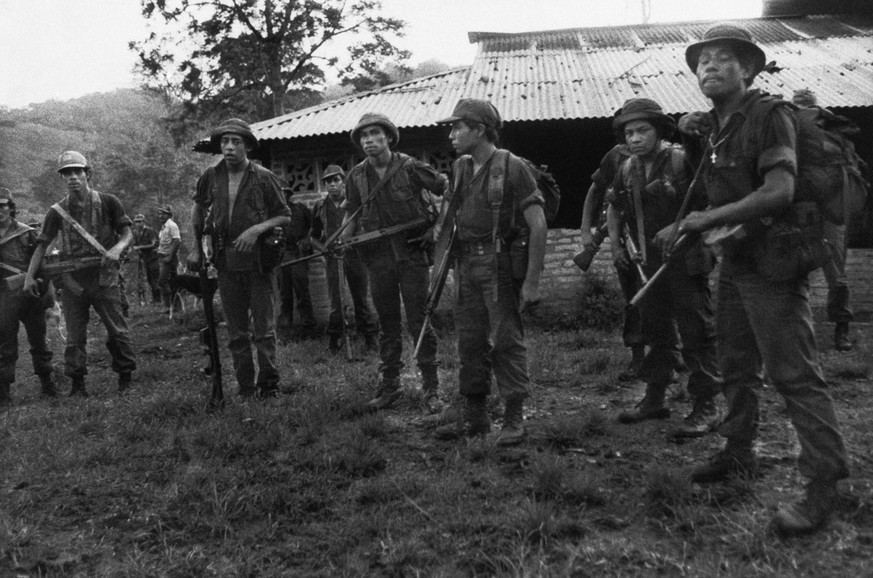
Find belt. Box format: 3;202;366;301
459;240;510;256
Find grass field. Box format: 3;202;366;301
1;301;872;577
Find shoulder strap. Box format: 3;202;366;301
0;223;33;247
488;149;511;250
50;201;108;255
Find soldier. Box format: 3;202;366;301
23;151;137;396
191;118;291;399
342;113;446;412
670;23;849;534
432;99;547;445
156;205;181;316
606;98;722;438
131;213;161;304
278;186;317;341
0;188;57;405
310;165;379;353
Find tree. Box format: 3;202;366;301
131;0;409;121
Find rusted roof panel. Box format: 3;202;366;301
245;14;873;144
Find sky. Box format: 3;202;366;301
0;0;763;109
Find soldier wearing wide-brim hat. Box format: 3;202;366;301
350;113;400;149
209;118;259;151
667;22;850;536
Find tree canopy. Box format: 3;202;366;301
131;0;409;122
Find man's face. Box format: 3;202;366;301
449;120;481;155
695;43;752;101
59;167;89;195
157;212;169;224
323;175;344;199
623;120;659;157
134;221;144;231
358;125;390;158
0;199;11;225
220;133;251;168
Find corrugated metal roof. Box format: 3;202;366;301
248;14;873;143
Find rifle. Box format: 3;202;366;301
629;233;691;307
572;222;609;271
4;256;103;292
336;257;356;361
622;223;649;286
280;217;429;268
413;220;457;359
199;234;224;412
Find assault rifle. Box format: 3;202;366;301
413;220;457;358
4;256;103;292
622;223;649;286
336;257;356;361
572;222;609;271
629;233;691;307
280;217;429;268
198;234;224;412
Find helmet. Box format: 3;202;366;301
57;151;88;173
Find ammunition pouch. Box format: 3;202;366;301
753;202;828;282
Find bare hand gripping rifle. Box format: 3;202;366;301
4;256;103;292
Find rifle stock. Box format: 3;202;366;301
4;256;103;292
572;222;609;271
629;233;690;307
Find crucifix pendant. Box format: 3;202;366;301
710;150;718;163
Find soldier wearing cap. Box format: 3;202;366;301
23;151;137;396
0;187;58;405
131;213;161;304
606;98;721;437
156;205;181;315
665;23;849;534
277;185;317;340
191;118;291;399
310;165;378;353
342;112;447;411
432;99;546;446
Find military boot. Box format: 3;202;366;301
39;373;58;398
773;478;839;535
364;333;380;354
617;383;669;423
495;396;526;446
367;376;402;411
690;442;758;484
434;395;490;440
328;335;343;354
69;376;88;398
118;372;132;393
834;322;852;351
420;366;443;414
618;345;645;382
670;396;721;439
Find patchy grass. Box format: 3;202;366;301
0;305;871;576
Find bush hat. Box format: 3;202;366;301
210;118;259;151
0;187;12;203
133;214;145;222
350;113;400;148
57;150;89;172
157;205;174;217
685;23;766;79
437;98;503;129
322;165;345;181
612;98;675;138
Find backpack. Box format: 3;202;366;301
795;106;870;225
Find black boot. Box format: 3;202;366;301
670;396;721;439
367;376;402;411
495;396;526;446
328;335;342;354
118;372;132;393
773;478;839;535
691;442;758;483
0;382;11;408
69;376;88;398
619;345;645;382
434;395;491;440
617;382;669;423
834;322;852;351
39;373;58;398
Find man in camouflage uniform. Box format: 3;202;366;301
342;113;446;412
606;98;721;438
0;188;57;405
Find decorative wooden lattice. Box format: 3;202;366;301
420;150;454;176
283;161;319;196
